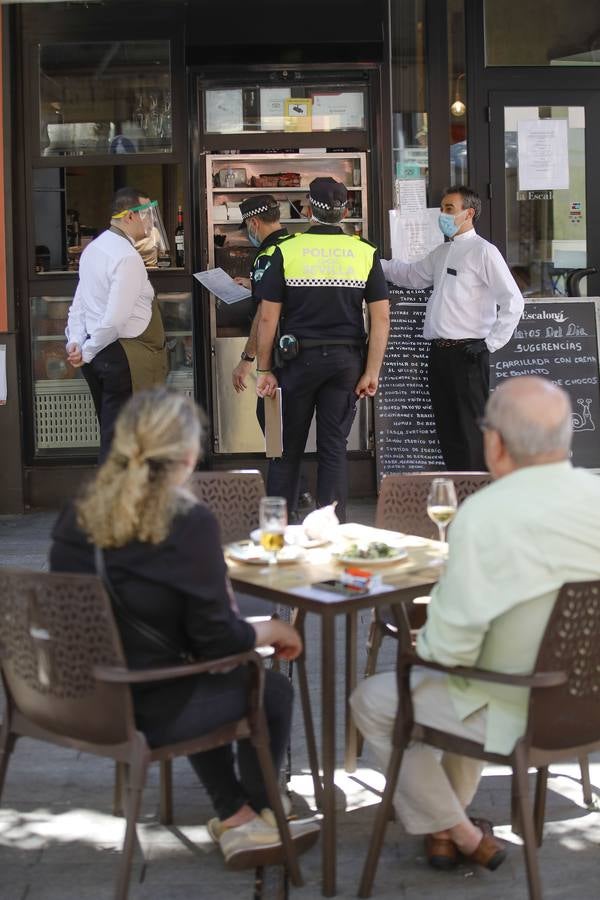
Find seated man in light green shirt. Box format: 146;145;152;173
351;376;600;874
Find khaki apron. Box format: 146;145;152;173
109;225;169;392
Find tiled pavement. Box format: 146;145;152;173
0;505;599;900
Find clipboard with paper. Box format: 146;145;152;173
263;388;283;458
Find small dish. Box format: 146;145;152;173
333;548;409;567
227;541;304;565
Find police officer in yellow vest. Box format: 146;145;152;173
65;187;168;461
231;194;313;514
255;177;390;521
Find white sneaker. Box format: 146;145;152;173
207;794;293;845
220;815;320;870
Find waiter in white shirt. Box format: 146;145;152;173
382;185;524;470
65;187;168;460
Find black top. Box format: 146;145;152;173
255;225;388;341
49;501;255;724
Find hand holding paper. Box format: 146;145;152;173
194;267;252;304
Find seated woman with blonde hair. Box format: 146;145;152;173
50;388;318;867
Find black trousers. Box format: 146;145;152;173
427;342;489;471
82;341;132;463
141;667;293;821
267;345;363;523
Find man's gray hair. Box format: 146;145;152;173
485;382;573;463
311;207;345;225
443;184;481;221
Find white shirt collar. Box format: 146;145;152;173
451;228;477;243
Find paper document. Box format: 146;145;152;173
194;268;252;304
517;119;569;191
264;388;283;458
0;345;6;405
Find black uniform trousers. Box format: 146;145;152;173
267;344;363;523
427;342;489;471
82;340;132;463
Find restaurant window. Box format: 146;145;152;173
448;0;467;184
38;40;172;157
389;0;428;191
485;0;600;67
33;164;185;275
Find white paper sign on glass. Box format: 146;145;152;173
517;119;570;191
395;178;427;214
311;92;365;130
389;208;443;263
205;89;244;134
260;88;291;131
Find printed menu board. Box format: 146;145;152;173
374;293;600;481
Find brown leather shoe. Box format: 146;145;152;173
424;834;459;870
469;816;494;837
464;832;507;871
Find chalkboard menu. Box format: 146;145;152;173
374;287;444;480
374;293;600;481
491;299;600;469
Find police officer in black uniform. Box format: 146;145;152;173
255;177;390;522
230;194;312;512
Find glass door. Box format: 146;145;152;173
489;91;600;298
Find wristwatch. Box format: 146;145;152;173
240;351;255;362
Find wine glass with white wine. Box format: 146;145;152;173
426;478;458;547
259;497;288;565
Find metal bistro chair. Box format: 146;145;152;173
0;568;304;900
358;580;600;900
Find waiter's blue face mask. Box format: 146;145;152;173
438;209;468;238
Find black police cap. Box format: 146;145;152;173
308;177;348;211
239;194;279;222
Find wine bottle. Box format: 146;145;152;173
175;205;185;267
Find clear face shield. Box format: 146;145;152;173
114;200;170;267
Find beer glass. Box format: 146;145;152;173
259;497;288;565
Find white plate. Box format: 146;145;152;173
250;527;328;549
227;541;304;566
333;548;409;567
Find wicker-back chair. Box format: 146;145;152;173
358;580;600;900
362;472;492;684
0;568;303;899
189;470;265;544
375;471;492;539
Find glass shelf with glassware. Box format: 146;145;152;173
38;40;174;159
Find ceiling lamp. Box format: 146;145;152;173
450;73;466;118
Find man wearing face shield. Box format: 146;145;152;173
65;187;168;461
133;196;171;268
381;185;523;471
